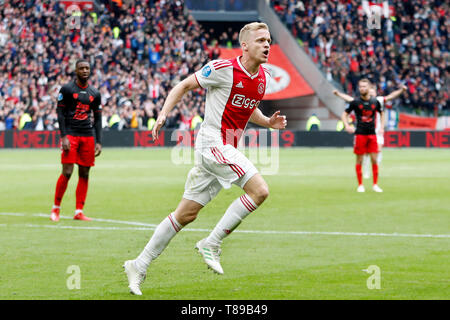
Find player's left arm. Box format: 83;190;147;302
384;85;407;102
249;108;287;129
93;92;102;156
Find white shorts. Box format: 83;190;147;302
183;144;259;206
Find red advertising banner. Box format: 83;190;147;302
425;131;450;148
384;131;411;147
398;113;438;130
0;130;448;148
13;130;60;148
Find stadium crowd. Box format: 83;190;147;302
272;0;449;116
0;0;222;131
1;0;448;132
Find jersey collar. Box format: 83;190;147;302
237;56;259;80
75;80;89;89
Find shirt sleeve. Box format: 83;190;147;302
194;60;232;89
345;100;355;114
57;85;69;108
93;91;102;144
93;91;102;112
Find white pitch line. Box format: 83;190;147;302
21;224;154;231
0;212;26;216
0;212;449;239
32;213;159;228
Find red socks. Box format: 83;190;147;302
54;174;69;206
76;177;89;210
55;174;89;211
372;164;379;185
355;164;362;185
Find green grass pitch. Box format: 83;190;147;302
0;147;449;300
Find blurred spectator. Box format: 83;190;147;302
0;0;228;131
271;0;449;116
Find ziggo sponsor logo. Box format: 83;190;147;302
231;94;261;109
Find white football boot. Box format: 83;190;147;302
357;185;365;193
372;184;383;193
195;238;224;274
123;260;146;295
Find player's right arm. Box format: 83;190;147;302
341;100;356;134
152;74;200;140
333;89;354;103
56;86;70;151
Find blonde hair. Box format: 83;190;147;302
239;22;269;45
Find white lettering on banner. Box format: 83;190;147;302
231;94;260;109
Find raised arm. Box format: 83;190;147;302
249;109;287;129
384;85;407;102
333;89;354;103
152;74;200;140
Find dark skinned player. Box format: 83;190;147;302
50;59;102;221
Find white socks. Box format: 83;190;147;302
206;194;258;246
133;194;258;273
134;212;182;273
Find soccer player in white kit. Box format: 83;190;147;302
333;84;407;181
123;22;287;295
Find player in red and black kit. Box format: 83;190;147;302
50;59;102;221
341;78;384;193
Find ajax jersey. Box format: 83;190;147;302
194;57;271;148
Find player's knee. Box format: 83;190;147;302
62;164;74;178
176;207;200;226
258;185;270;202
251;185;269;205
184;214;197;225
79;172;89;179
179;211;198;225
78;167;90;179
62;169;73;178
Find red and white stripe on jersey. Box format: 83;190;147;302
212;60;233;71
240;194;257;212
210;146;245;178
